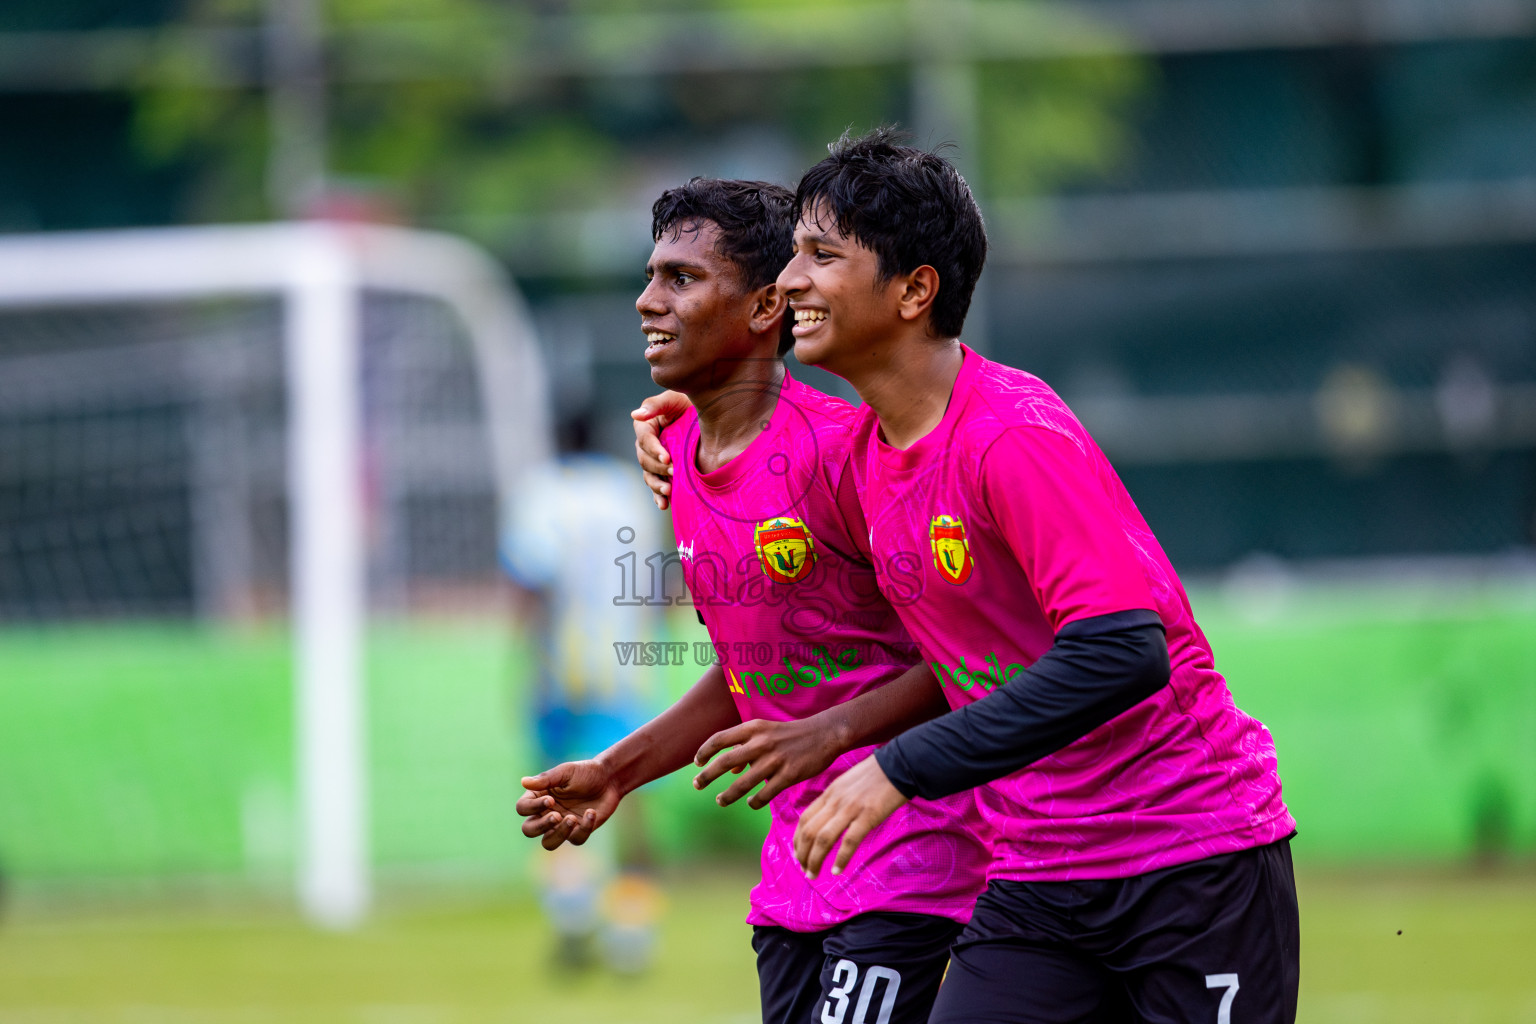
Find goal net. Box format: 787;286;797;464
0;224;551;927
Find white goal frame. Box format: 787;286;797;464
0;223;551;928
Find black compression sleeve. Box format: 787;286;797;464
874;609;1169;800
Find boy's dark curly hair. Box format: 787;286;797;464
794;127;987;339
652;178;797;354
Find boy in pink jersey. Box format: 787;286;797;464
722;130;1295;1022
518;178;989;1024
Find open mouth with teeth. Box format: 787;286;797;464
644;329;677;358
792;309;828;335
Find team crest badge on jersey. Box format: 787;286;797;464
930;514;974;585
755;517;816;584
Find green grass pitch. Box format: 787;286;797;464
0;869;1534;1022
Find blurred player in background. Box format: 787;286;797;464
501;412;666;972
519;178;990;1024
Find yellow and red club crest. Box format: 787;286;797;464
755;517;816;584
930;514;974;585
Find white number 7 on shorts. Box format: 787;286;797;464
1205;973;1240;1024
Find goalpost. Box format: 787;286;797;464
0;223;551;928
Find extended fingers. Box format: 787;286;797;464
715;761;774;807
792;797;835;870
694;747;755;790
799;815;846;879
830;815;876;876
636;432;671;474
641;463;671;510
639;434;672;470
515;791;555;817
520;763;574;792
630;399;672;425
564;809;600;847
746;769;797;810
643;468;672;495
633;407;673;509
693;748;745;790
632;416;673;473
695;723;755;767
633;391;692;427
523;809;562;840
792;778;871;876
540;814;580;851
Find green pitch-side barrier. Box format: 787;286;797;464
1199;584;1536;863
0;616;761;891
0;584;1531;893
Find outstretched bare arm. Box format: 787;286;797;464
517;663;738;849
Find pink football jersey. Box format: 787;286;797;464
854;346;1295;882
663;372;990;931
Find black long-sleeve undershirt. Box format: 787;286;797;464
875;609;1170;801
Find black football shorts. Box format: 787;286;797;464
928;837;1300;1024
753;910;965;1024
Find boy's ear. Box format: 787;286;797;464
895;265;941;330
749;283;786;334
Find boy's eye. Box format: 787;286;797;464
676;273;695;285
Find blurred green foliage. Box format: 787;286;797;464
130;0;1146;229
979;55;1144;194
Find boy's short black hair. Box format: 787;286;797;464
794;127;988;339
651;177;796;355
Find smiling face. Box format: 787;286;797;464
777;205;909;378
636;219;779;394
